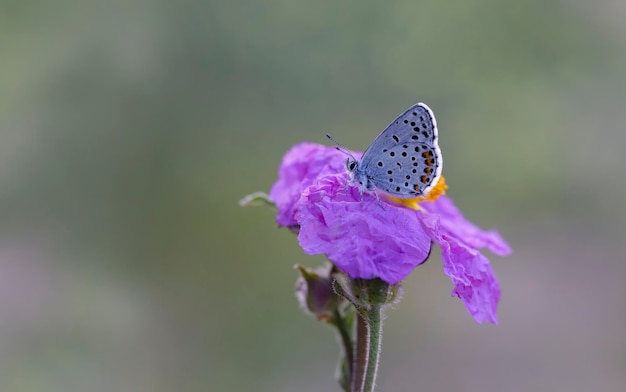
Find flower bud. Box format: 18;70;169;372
295;263;341;322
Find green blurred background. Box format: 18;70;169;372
1;0;625;391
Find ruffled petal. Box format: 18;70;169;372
269;143;347;227
296;175;432;284
422;195;511;256
419;211;501;323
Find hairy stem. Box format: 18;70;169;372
362;304;383;392
352;305;384;392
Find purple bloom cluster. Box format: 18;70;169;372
269;142;511;323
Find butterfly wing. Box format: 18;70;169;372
359;103;442;197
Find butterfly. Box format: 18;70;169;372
327;102;442;199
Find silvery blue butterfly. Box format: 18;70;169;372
327;102;442;198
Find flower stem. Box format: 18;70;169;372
352;305;384;392
363;304;383;392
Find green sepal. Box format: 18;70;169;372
333;275;403;312
238;191;275;207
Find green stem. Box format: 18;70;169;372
362;304;383;392
352;305;384;392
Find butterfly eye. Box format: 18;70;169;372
349;161;357;170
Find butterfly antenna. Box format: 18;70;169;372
326;133;357;160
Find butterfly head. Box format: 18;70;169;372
346;158;358;173
326;133;371;195
346;157;374;196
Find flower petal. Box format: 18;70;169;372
296;175;432;284
422;195;512;256
419;211;501;323
269;143;347;227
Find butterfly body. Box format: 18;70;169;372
335;103;442;199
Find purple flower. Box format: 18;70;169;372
270;143;511;324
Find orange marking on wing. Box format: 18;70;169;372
387;176;448;210
422;151;434;167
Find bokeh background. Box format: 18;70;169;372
1;0;625;391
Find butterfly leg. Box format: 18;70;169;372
373;191;386;210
